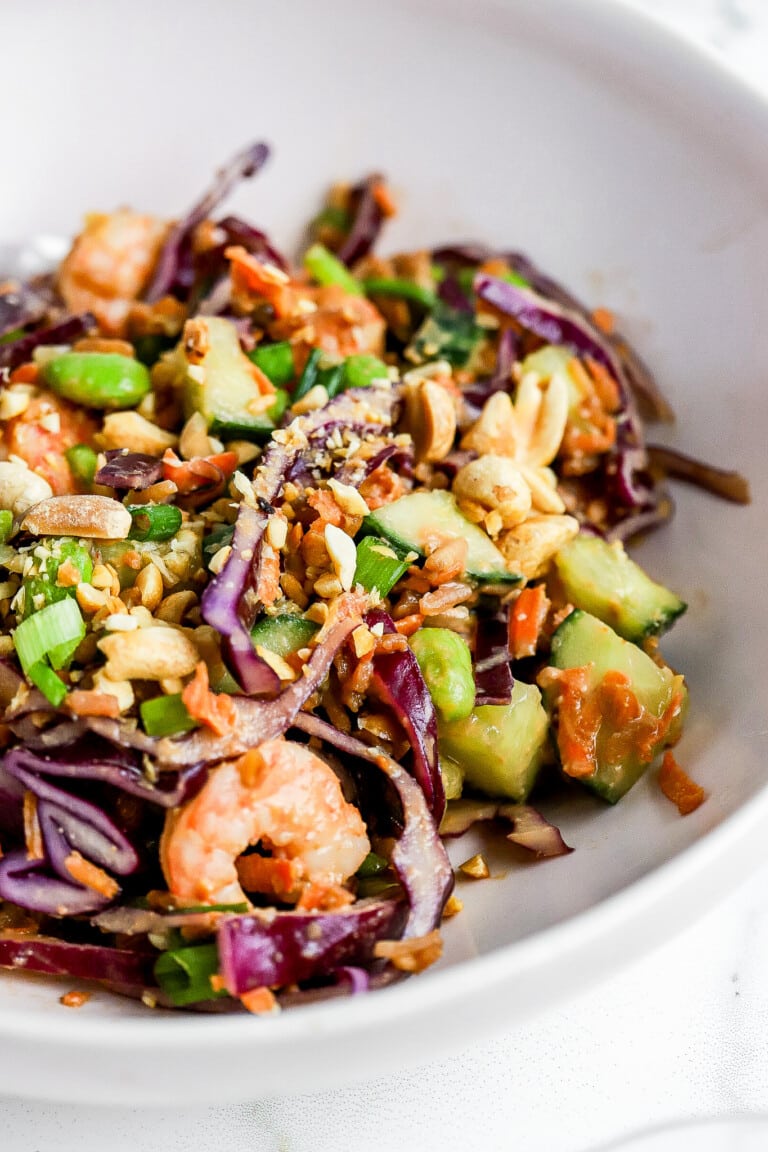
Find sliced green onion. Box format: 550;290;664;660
312;205;351;234
65;444;98;489
0;510;13;545
502;268;531;288
140;693;199;738
317;363;345;399
354;536;409;597
166;902;250;915
303;243;362;295
13;597;85;675
0;328;24;346
27;661;68;707
362;277;437;311
292;347;323;403
356;876;403;901
356;851;389;879
203;522;235;569
249;341;295;387
341;353;390;391
153;943;228;1007
127;504;183;543
251;614;318;658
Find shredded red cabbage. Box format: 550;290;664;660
0;933;156;987
94;450;164;490
474;613;513;707
217;898;406;996
336;174;386;266
0;313;96;373
440;798;572;858
144;141;271;303
365;609;444;822
291;713;454;938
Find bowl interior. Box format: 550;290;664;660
0;0;767;1103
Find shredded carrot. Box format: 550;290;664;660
375;633;409;654
307;488;345;529
181;662;237;737
592;307;615;335
23;792;43;861
296;880;355;912
584;355;621;412
225;244;297;320
636;678;685;761
566;356;596;399
64;851;119;900
240;986;280;1015
538;665;600;779
60;990;90;1008
359;463;405;510
236;855;301;899
9;362;39;385
255;546;281;608
509;585;550;659
248;359;277;396
597;671;642;727
659;751;707;816
162;448;239;493
372;180;398;219
394;613;423;637
66;690;121;719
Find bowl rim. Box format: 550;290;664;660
1;0;767;1090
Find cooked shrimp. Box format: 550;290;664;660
58;210;168;335
160;738;370;906
226;245;385;362
4;392;98;494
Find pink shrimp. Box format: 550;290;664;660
58;210;168;335
160;738;370;907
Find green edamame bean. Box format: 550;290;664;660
42;352;150;409
410;627;475;722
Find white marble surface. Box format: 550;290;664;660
3;2;768;1148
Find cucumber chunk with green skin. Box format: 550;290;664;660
438;680;549;801
546;609;688;803
364;490;520;585
182;316;288;439
554;535;686;643
250;614;319;658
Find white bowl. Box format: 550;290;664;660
0;0;766;1106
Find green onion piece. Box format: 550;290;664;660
153;943;228;1007
356;876;403;901
22;540;93;619
249;341;295;387
166;902;250;915
251;614;319;658
65;444;98;489
353;535;409;596
303;243;362;295
0;510;13;545
341;353;390;390
133;333;176;367
140;693;199;738
203;523;235;569
27;661;68;707
316;363;345;399
127;504;183;543
312;205;351;234
362;277;437;311
13;597;85;675
356;851;389;879
292;347;323;403
502;268;531;288
0;328;24;346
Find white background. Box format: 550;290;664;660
3;2;768;1148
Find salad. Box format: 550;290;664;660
0;142;748;1013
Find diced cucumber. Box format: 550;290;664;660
364;490;520;585
554;535;686;643
438;680;549;801
182;317;288;439
250;614;318;658
546;609;687;803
